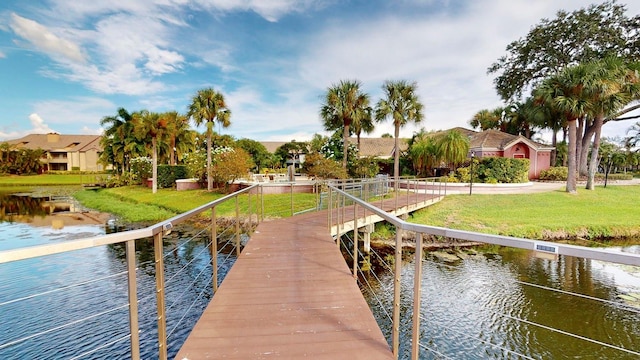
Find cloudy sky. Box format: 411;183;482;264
1;0;639;143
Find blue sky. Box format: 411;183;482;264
1;0;639;143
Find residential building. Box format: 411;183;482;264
5;133;104;172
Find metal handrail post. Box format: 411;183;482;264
260;185;264;222
392;229;402;359
154;232;168;360
411;232;423;360
328;186;333;230
352;203;358;278
211;206;218;292
125;239;140;360
235;196;240;256
290;183;294;216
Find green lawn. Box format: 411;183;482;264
410;185;640;241
73;186;318;223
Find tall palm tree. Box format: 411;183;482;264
375;80;424;180
535;64;593;193
352;109;374;152
320;80;371;169
187;88;231;191
133;110;167;194
161;111;194;165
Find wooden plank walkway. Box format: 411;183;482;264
176;193;440;359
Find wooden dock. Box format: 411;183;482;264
176;193;439;359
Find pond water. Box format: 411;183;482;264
360;245;640;359
0;187;236;359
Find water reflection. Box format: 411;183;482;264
361;246;640;359
0;189;111;230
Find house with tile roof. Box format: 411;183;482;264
467;129;554;179
5;133;105;172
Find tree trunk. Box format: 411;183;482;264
566;120;577;194
586;115;604;190
206;129;213;191
394;124;400;180
580;118;597;177
152;138;158;194
342;124;350;170
577;118;587;177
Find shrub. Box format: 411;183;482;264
539;167;568;181
157;165;188;189
456;158;529;183
301;153;347;179
349;156;379;178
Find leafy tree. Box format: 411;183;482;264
210;147;253;190
489;0;640;101
187;88;231;191
236;138;272;172
381;133;393;138
375;80;425;180
318;132;358;170
274;141;308;170
320;79;371;169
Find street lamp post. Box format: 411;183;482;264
469;152;475;196
604;154;612;188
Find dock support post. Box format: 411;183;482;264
125;239;140;360
411;233;423;360
392;230;402;359
235;196;240;256
211;206;218;293
154;232;168;360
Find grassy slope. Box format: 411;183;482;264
73;186;318;223
410;185;640;240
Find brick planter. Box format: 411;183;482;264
176;178;202;191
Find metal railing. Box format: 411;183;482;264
0;184;262;360
328;180;640;360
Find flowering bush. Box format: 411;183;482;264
129;157;152;184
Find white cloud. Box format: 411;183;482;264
29;113;56;133
10;13;86;63
0;50;5;58
194;0;328;22
31;97;115;127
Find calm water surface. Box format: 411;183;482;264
0;190;236;359
361;245;640;359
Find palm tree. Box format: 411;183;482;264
408;129;440;176
187;88;231;191
133;110;167;194
627;121;640;148
100;108;135;174
535;64;593;193
375;80;424;180
352;110;374;152
161;111;195;165
320;80;371;169
435;129;470;171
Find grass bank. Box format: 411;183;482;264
73;186;318;223
0;174;102;186
410;185;640;241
